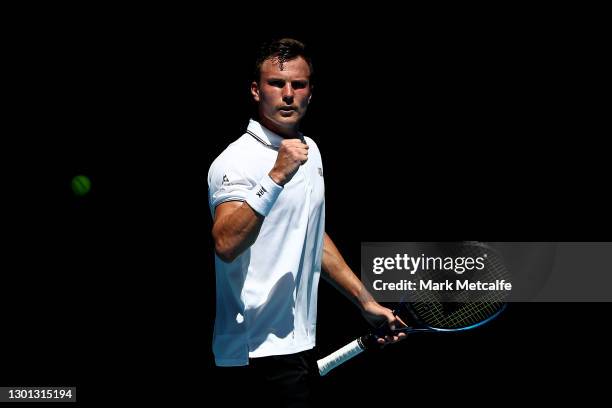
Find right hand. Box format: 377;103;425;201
268;138;308;186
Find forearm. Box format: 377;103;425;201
321;233;374;310
212;202;264;262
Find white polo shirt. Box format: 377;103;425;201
207;119;325;367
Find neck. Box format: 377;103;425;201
259;116;300;139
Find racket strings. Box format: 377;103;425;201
412;301;504;329
405;242;510;329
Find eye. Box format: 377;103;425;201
292;81;308;89
268;80;285;88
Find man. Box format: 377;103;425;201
207;38;405;405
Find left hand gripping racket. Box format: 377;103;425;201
317;242;510;376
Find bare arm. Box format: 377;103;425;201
212;138;309;263
321;232;371;308
321;232;407;344
212;201;264;262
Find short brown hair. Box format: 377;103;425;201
254;38;314;83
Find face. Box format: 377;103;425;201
251;56;312;137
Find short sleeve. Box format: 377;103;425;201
207;158;254;216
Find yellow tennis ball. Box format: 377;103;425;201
71;175;91;196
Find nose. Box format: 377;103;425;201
282;83;294;104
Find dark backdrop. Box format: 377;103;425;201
3;9;609;405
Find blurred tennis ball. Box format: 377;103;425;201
71;175;91;196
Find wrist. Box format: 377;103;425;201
356;287;376;311
245;174;283;217
268;170;287;186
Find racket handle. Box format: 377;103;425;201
317;336;368;376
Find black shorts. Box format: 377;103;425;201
214;349;320;407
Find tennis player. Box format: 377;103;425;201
207;38;406;406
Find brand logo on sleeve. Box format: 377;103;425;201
222;174;230;186
318;167;323;177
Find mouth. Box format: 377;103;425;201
278;106;297;117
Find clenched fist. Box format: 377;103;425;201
268;138;309;186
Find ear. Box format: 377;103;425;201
251;81;260;102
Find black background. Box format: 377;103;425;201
3;6;610;406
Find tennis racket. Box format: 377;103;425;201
317;241;509;376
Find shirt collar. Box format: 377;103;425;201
246;119;304;148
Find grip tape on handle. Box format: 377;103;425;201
317;338;365;376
